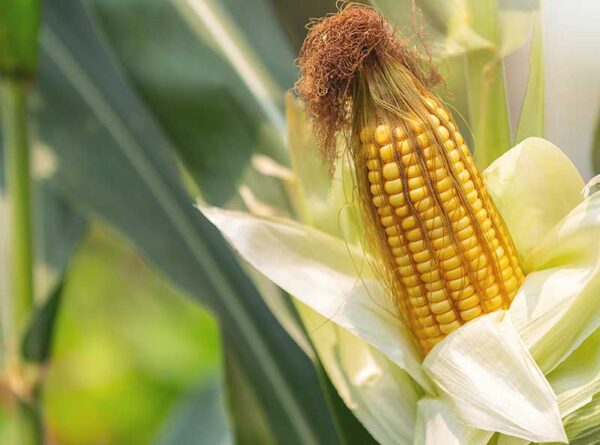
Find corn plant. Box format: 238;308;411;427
0;0;598;444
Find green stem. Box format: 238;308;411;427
2;78;33;332
2;78;41;445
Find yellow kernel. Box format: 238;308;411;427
460;235;478;250
387;236;402;247
445;266;464;280
408;176;425;189
396;206;409;217
410;296;428;307
429;299;451;315
485;283;499;299
421;270;441;283
423;325;442;337
416;260;435;273
372;195;385;208
383;162;400;180
461;305;483;321
425;215;444;230
453;161;465;174
414;305;430;317
427;289;447;303
406;228;421;242
414;197;435;213
484;295;503;311
439;320;461;335
437;107;450;122
432;236;452;250
501;267;514;281
384;179;403;194
504;275;519;292
394;256;410;267
422;145;436;159
409;120;424;134
448;277;468;291
413;250;432;263
457;294;479;310
391;247;408;259
365;143;378;159
368;171;382;184
438;244;457;260
442;196;460;212
452;215;470;231
385;226;398;236
379;144;396;162
475;208;488;222
470;254;488;270
436;126;450;141
375;125;392;145
436;311;456;325
475;267;489;281
454;132;464;145
429;114;440;127
401;153;418;167
370;184;382;195
408;240;426;253
388;192;405;207
378;206;392;217
394;127;407;140
426;156;444;170
425;280;444;291
424;98;437;112
442;255;461;270
466;189;478;202
398;265;413;277
453;284;475;300
402;216;417;230
463;180;475;194
405;285;422;297
416;132;429;148
403;165;419;179
436;177;453;193
409;186;429;202
380;216;396;227
429;226;445;239
430;167;447;181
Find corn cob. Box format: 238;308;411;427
296;4;524;355
358;95;524;353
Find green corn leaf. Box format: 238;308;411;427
20;281;63;363
90;0;292;207
36;0;344;443
0;0;41;78
515;13;544;144
561;394;600;445
152;378;233;445
88;3;376;441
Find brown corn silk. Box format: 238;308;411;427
295;4;524;355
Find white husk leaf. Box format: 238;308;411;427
414;398;493;445
483;137;584;263
423;312;566;443
297;302;421;445
198;205;432;391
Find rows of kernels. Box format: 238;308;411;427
360;100;524;353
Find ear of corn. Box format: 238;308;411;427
357;92;524;354
295;3;525;356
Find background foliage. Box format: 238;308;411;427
0;0;597;444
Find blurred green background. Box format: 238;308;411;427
0;0;598;444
